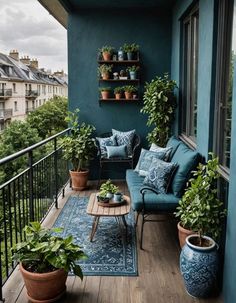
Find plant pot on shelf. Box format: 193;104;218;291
177;222;194;248
102;73;109;80
124;91;132;99
70;169;89;190
115;93;122;100
127;52;133;60
102;52;111;61
180;235;219;298
129;71;137;80
118;50;124;61
101;90;110;99
20;263;68;303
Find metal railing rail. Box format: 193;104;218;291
0;128;70;301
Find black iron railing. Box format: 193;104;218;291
0;128;70;301
25;90;39;98
0;89;12;98
0;109;13;120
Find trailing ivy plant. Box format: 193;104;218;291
175;153;227;244
141;73;177;147
12;222;87;279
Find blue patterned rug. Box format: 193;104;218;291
53;195;138;276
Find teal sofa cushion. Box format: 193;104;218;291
126;169;179;211
166;136;181;159
106;145;127;158
170;143;201;197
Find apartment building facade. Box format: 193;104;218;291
0;50;68;130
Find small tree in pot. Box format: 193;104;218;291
61;109;96;190
175;154;227;297
12;222;87;302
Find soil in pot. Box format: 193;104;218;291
189;236;213;247
20;263;67;303
102;52;111;61
124;91;132;99
70;170;89;191
177;222;194;248
101;91;110;99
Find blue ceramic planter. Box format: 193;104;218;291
127;52;133;60
129;71;137;80
180;235;219;298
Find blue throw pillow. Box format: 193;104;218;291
143;159;178;194
96;135;117;158
112;129;135;156
135;148;167;177
149;143;172;161
106;145;127;158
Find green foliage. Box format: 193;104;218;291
0;120;41;183
98;64;113;76
127;65;139;72
122;43;139;53
99;180;119;197
114;87;124;94
123;85;137;93
12;222;87;279
60;109;96;171
141;73;177;147
27;96;68;139
99;87;112;92
175;154;227;242
99;46;114;54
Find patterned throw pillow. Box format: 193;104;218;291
135;148;167;177
143;158;178;194
96;135;117;158
112;129;135;156
150;143;173;161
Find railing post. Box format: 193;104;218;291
0;235;4;303
54;138;58;209
28;150;34;222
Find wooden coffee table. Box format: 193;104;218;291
87;193;131;242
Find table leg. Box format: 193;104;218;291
90;216;100;242
116;216;126;245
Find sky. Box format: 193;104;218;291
0;0;68;73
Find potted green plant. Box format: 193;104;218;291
175;154;227;297
99;87;112;99
99;179;119;199
127;65;139;80
123;85;137;99
114;87;123;100
99;45;115;61
12;222;87;302
61;109;96;190
98;64;113;80
122;43;139;60
140;73;177;146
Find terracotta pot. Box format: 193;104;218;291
20;263;67;303
70;169;89;190
115;93;122;100
101;91;110;99
102;52;111;61
177;222;194;248
102;73;109;80
124;91;132;99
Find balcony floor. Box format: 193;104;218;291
3;181;222;303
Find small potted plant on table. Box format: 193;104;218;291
98;64;113;80
122;43;139;60
99;46;114;61
99;87;112;99
12;222;87;303
123;85;137;99
175;154;226;298
127;65;139;80
61;109;96;190
114;87;123;100
99;179;119;200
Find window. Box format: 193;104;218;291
181;4;199;141
14;101;18;111
13;83;16;93
215;0;235;171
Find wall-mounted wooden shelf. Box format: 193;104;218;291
99;79;140;82
98;60;140;64
99;98;140;105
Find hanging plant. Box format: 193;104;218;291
141;73;177;147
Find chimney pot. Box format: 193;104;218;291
9;49;19;61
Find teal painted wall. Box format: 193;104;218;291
67;8;172;178
223;59;236;303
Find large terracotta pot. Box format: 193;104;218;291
20;263;67;303
177;222;194;248
70;169;89;190
180;235;219;298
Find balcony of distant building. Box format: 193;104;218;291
0;88;13;99
0;108;13;120
25;89;39;98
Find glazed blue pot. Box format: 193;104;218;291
180;235;219;298
118;50;124;61
129;71;136;80
127;52;133;60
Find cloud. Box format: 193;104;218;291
0;0;67;72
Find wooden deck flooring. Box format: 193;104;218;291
3;181;223;303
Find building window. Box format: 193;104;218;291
181;4;199;141
13;83;16;93
14;101;18;111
